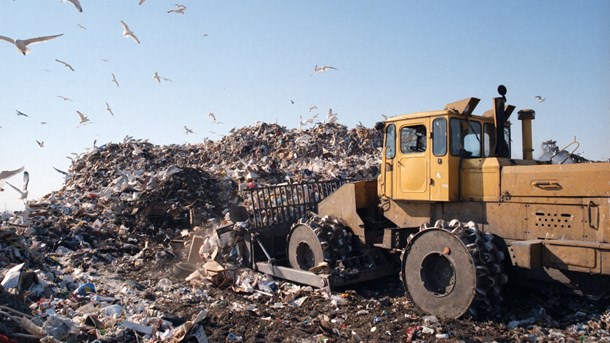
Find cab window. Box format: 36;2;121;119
450;119;482;158
433;118;447;156
400;125;427;153
385;124;396;159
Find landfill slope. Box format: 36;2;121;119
1;122;610;342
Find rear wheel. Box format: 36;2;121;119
401;220;507;319
287;214;353;272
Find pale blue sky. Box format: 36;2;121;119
1;1;609;210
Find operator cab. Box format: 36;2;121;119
378;93;513;202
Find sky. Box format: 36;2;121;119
1;0;609;211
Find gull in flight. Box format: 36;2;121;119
62;0;83;12
207;112;216;121
105;102;115;116
153;72;172;83
308;105;318;112
139;0;146;5
381;113;388;120
16;110;30;117
535;96;545;103
311;65;338;76
0;166;24;192
76;110;91;125
111;73;120;87
57;95;72;102
101;58;110;63
184;126;194;134
77;24;87;30
326;108;338;123
0;33;63;55
55;59;75;71
168;4;187;14
36;140;44;147
120;20;141;44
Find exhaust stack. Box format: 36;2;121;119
518;109;535;160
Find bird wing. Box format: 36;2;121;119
120;20;130;31
23;34;63;46
128;32;141;44
0;167;24;180
76;111;88;121
53;167;69;176
23;171;29;191
68;0;83;12
4;181;24;196
0;35;15;44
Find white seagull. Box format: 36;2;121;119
308;105;318;112
120;20;141;44
535;96;545;103
168;4;187;14
62;0;83;12
76;110;91;125
111;73;120;87
326;108;338;123
139;0;146;4
311;65;338;76
153;72;172;83
55;58;75;71
207;112;216;121
184;126;194;134
0;33;63;55
16;110;30;117
105;102;115;116
57;95;72;102
36;140;44;147
77;24;87;30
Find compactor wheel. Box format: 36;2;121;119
287;215;352;272
401;220;507;319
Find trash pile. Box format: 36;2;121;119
1;121;609;342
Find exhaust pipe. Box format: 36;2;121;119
518;109;535;160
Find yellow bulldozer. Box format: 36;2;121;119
232;85;610;319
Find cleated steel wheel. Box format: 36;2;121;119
287;214;352;272
401;220;507;319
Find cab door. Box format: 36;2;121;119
394;120;430;201
429;117;451;201
378;124;396;199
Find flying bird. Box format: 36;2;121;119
327;108;338;123
111;73;120;87
101;58;110;63
0;33;63;55
76;110;91;125
23;171;29;192
311;65;338;76
36;140;44;147
16;110;30;117
207;112;216;121
168;4;187;14
153;72;172;83
62;0;83;12
55;59;75;71
0;167;24;192
57;95;72;102
381;113;388;120
184;126;194;134
120;20;141;44
105;102;115;116
535;96;545;103
77;24;87;30
139;0;146;4
308;105;318;112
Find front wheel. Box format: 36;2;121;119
401;220;507;319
